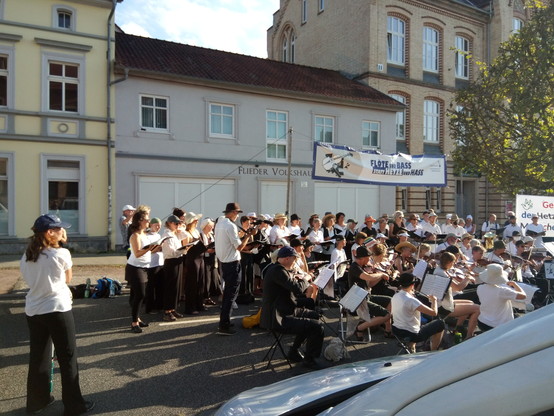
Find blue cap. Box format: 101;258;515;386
32;214;71;232
277;246;299;258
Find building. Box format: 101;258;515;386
114;31;404;245
0;0;120;254
267;0;532;224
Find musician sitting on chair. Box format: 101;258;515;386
391;272;444;353
394;241;417;273
506;231;521;256
435;233;460;255
260;246;324;370
486;240;513;269
347;246;393;339
290;239;318;302
369;243;398;297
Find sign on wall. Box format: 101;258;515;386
312;143;447;187
515;194;554;237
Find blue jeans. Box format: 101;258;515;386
26;311;87;415
219;261;242;328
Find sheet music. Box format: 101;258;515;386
339;285;369;313
544;243;554;258
419;273;450;301
314;266;334;289
543;261;554;279
413;260;428;279
511;282;539;310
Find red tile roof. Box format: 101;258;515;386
115;32;402;108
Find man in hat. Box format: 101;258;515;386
391;272;445;353
260;246;324;370
486;240;512;269
525;214;546;248
215;203;254;335
503;215;521;240
120;204;136;253
435;233;460;254
420;211;441;237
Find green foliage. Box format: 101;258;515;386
450;2;554;196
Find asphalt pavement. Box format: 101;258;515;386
0;288;400;416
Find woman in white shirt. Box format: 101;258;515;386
144;217;165;314
307;217;325;260
161;215;185;322
21;214;93;415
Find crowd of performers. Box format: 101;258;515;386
121;204;551;356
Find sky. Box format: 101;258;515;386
115;0;281;58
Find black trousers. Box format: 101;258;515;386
145;265;165;312
163;257;182;311
26;311;86;415
126;264;148;322
281;308;324;359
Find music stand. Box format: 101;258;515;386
338;285;370;343
543;261;554;305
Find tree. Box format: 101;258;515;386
450;1;554;196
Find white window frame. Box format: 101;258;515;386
423;26;439;73
52;5;76;31
40;154;86;235
208;102;235;139
0;45;14;108
266;110;288;162
387;16;405;65
281;26;296;63
0;152;14;236
41;52;85;114
314;115;334;143
302;0;308;23
455;36;469;79
139;94;169;132
512;18;523;33
362;120;380;148
423;100;440;143
389;94;406;140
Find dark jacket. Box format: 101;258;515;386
260;262;309;330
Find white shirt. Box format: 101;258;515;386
287;224;302;237
308;229;324;253
215;216;242;263
161;229;183;260
391;290;423;333
145;231;164;267
477;284;519;327
269;225;290;245
420;221;441;236
525;223;545;248
21;247;73;316
330;248;347;278
503;223;522;239
127;232;152;268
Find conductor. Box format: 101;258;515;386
261;246;324;369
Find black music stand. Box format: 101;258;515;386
543;261;554;305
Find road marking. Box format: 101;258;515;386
159;314;249;326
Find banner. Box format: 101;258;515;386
312;143;447;187
515;194;554;237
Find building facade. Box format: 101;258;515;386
114;32;403;246
0;0;119;254
267;0;531;225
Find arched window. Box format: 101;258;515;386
52;5;76;31
281;26;296;63
455;36;470;79
387;16;405;65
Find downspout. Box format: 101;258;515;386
484;1;494;218
106;0;117;251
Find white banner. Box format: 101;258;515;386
312;143;446;187
515;194;554;237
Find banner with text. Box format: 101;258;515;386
312;143;447;187
515;194;554;237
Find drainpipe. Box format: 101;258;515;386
106;0;117;251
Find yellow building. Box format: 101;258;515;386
0;0;120;253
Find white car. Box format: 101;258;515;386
321;303;554;416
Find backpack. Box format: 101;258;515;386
92;277;123;298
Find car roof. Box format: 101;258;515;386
323;303;554;415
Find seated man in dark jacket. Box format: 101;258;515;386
260;246;324;369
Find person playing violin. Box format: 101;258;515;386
368;243;398;297
393;241;417;273
486;240;513;270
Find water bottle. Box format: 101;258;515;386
109;279;115;298
84;278;91;298
454;331;462;344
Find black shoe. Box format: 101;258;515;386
138;320;149;328
302;357;322;370
163;312;177;322
217;326;236;335
131;325;142;334
28;395;55;414
287;348;305;363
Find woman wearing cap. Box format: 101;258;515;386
477;264;525;332
144;217;165;314
183;212;205;315
21;214;94;415
160;215;186;322
126;209;162;333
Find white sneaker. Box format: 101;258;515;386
232;301;238;310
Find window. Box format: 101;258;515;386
140;95;168;131
455;36;470;79
362;121;380;148
266;110;288;161
401;188;408;212
389;94;406;140
423;27;439;72
513;18;523;33
315;115;334;143
387;16;405;65
48;62;79;112
302;0;307;23
319;0;325;12
0;154;12;235
53;6;75;30
42;156;85;234
0;55;7;106
281;26;296;63
209;103;234;138
423;100;440;142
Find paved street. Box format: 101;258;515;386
0;286;399;416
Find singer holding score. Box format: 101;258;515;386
391;273;445;353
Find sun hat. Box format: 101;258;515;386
184;212;202;225
395;241;417;252
479;264;508;286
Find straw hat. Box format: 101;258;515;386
395;241;417;252
274;213;287;221
184;211;202;225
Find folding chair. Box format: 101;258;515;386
393;333;414;355
260;330;292;369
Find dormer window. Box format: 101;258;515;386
53;6;76;31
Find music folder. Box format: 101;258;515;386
419;273;451;301
339;284;369;313
142;236;171;250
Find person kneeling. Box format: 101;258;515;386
260;246;324;369
391;273;445;353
